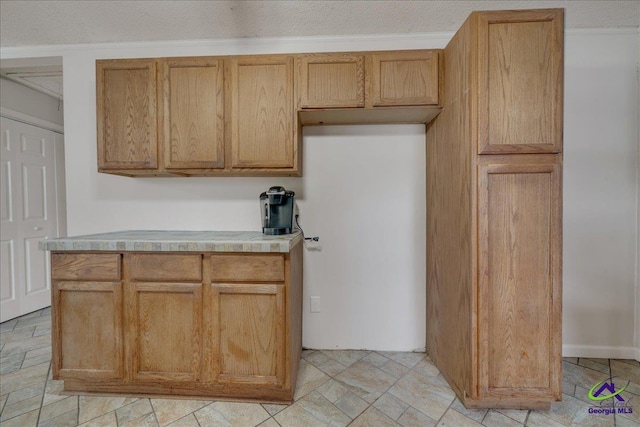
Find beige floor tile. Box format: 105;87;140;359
612;359;640;384
449;397;487;423
78;396;138;424
150;398;210;426
380;360;410;379
537;393;614;427
0;353;25;374
578;358;610;374
379;352;425;369
0;319;18;333
1;393;7;413
616;413;640;427
334;390;368;418
496;408;528;424
316;379;350;403
194;401;270;427
293;359;330;401
362;352;391;368
0;326;36;345
261;403;288;416
39;396;78;423
0;360;49;395
164;414;200;427
321;350;369;367
315;357;348;377
304;350;331;367
77;411;117;427
373;393;409;420
524;412;565;427
562;380;576;396
257;418;280;427
436;408;482;426
38;409;79;427
42;379;66;406
411;357;440;379
614;359;640;367
116;399;153;425
398;406;437;427
563;357;578;365
0;394;42;422
5;382;44;406
0;333;50;358
274;391;351;427
562;360;612;390
335;360;397;403
481;409;522;427
0;408;39;427
389;371;455;421
350;406;401;427
120;411;159;427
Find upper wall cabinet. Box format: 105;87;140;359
371;50;440;107
96;59;158;173
161;57;225;170
229;55;298;173
298;53;365;108
477;10;563;154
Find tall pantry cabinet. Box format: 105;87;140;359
426;9;563;409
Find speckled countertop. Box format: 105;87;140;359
39;230;303;253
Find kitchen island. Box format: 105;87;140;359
39;230;303;402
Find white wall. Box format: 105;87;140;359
1;27;638;356
562;29;639;359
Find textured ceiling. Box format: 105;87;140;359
1;0;639;48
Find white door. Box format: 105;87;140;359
1;117;65;322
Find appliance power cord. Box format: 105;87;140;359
295;214;319;242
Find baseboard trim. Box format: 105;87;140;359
563;344;640;361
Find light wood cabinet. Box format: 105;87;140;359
51;254;123;381
426;9;563;409
161;57;225;169
371;50;439;106
96;59;158;173
229;55;298;172
298;53;365;108
49;245;303;402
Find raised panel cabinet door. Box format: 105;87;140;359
52;281;123;380
371;50;439;106
477;9;563;154
299;53;365;108
209;283;285;386
96;59;158;170
229;56;295;169
477;158;562;401
128;282;202;382
161;57;225;169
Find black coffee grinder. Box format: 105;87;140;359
260;186;295;235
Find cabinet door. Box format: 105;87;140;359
210;283;285;386
52;281;123;380
128;282;202;382
229;56;295;169
161;57;225;169
299;54;365;108
371;50;439;106
96;59;158;170
477;10;563;154
477;158;561;400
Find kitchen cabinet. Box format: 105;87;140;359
51;253;123;381
426;8;563;409
161;57;225;170
96;59;158;173
44;231;303;402
229;55;299;173
298;53;365;108
371;50;439;106
127;254;203;382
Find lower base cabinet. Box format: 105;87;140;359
50;246;302;402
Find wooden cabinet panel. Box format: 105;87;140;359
96;59;158;170
299;54;365;108
478;10;563;154
128;282;202;382
230;56;295;169
52;253;121;281
477;158;561;399
371;50;439;106
210;254;284;282
53;281;123;380
211;283;285;385
161;57;225;169
130;253;202;282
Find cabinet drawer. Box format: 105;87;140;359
52;253;121;281
130;254;202;282
210;254;285;282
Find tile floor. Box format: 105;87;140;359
1;308;639;427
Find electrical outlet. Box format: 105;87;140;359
310;296;320;313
